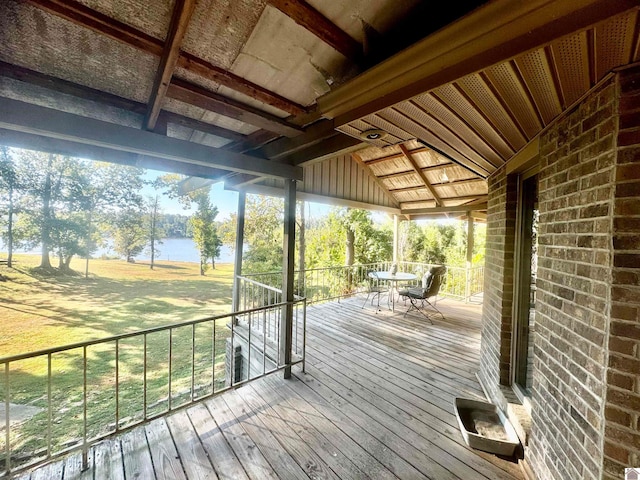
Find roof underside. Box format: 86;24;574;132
1;0;639;218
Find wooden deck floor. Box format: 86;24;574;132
15;296;523;480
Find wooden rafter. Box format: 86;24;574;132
399;144;442;206
166;79;303;137
267;0;361;60
363;146;430;165
24;0;307;116
376;162;455;181
402;203;488;215
144;0;197;130
0;62;249;144
401;195;488;207
388;177;485;193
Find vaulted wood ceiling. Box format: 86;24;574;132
1;0;639;218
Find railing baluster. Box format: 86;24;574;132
82;346;88;469
212;320;216;394
168;329;173;411
230;316;235;388
191;324;195;401
143;334;147;420
247;315;252;382
5;362;11;475
115;340;119;430
47;354;52;458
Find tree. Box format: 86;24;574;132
146;195;164;270
113;208;146;262
0;147;19;267
189;190;221;274
158;174;222;275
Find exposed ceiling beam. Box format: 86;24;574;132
225;130;280;153
376;162;456;180
388;177;486;192
24;0;307;116
0;128;232;179
318;0;639;125
402;203;488;215
0;97;303;181
363;146;430;165
0;61;251;143
399;144;442;206
0;60;145;113
352;153;401;209
223;131;364;188
144;0;197;130
401;195;488;207
283;133;364;166
159;112;246;143
257;119;337;160
267;0;361;60
166;79;303;137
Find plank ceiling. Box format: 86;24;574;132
1;0;639;218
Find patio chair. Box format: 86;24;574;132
398;265;447;322
361;271;389;312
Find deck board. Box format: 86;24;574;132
17;296;523;480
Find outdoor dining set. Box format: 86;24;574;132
361;264;447;323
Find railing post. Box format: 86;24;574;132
465;213;474;303
232;191;246;313
281;179;296;379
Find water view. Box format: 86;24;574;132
0;237;235;264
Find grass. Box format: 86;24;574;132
0;254;236;467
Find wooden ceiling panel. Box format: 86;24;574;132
361;114;414;145
368;157;410;177
388;102;495;174
551;31;591;107
514;49;562;125
407;91;503;168
433;83;515;160
484;62;542;140
594;9;639;80
376;102;488;176
456;74;528;153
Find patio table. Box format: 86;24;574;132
373;271;417;312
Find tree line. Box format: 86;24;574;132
0;148;221;275
218;195;484;275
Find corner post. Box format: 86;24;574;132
465;213;474;302
232;191;246;312
393;214;399;264
281;179;296;378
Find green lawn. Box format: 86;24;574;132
0;254;236;466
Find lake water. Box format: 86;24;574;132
0;238;236;264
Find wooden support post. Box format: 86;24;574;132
232;192;246;313
465;213;474;302
281;179;296;379
393;214;399;264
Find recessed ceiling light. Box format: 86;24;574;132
360;129;387;141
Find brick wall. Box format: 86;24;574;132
603;66;640;479
478;167;517;404
527;76;616;480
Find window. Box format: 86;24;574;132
512;174;538;400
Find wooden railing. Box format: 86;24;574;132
241;261;485;304
1;299;306;478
